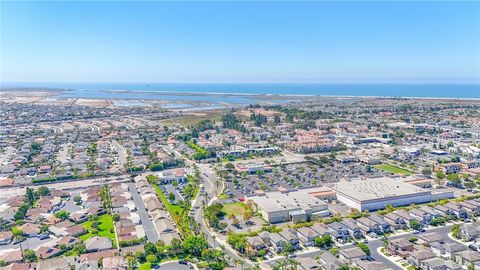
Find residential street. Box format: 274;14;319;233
127;182;159;243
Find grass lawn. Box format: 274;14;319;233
79;214;116;246
222;202;246;216
217;193;230;199
139;263;155;270
374;164;414;175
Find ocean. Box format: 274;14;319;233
2;82;479;101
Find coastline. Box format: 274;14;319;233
1;86;480;101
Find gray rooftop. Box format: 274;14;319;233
330;177;430;202
247;187;328;213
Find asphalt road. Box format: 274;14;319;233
366;225;455;270
191;163;256;268
112;140;127;169
157;261;191;270
127;182;159;243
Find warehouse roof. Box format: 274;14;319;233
329;177;430;202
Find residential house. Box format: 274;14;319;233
69;210;89;223
341;218;363;239
409;208;433;225
0;250;23;264
454;250;480;268
352;259;390;270
460;221;480;241
0;231;13;245
295;257;321;270
56;236;81;249
269;233;286;253
36;246;62;259
388;238;415;259
102;256;126;270
458;201;480;216
368;214;391;233
432;205;456;219
327;222;351;243
418;232;445;245
394;209;419;224
356;217;381;236
440;163;462;174
245;236;266;256
408;250;436;267
420;257;462;270
317;250;343;270
296;227;318;247
310;223;330;236
19;223;41;237
430;242;466;259
66;225;87;237
383;212;408;230
444;202;469;219
279;228;300;250
85;236;113;253
157;168;187;184
338;247;365;264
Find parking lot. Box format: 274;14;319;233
224;160;383;197
157;183;189;204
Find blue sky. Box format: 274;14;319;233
1;1;479;83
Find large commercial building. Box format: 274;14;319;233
246;188;330;224
329;177;454;211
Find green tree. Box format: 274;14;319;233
447;173;462;186
54;210;70;220
168;192;175;202
182;235;208;256
227;233;246;253
225;163;235;170
25;187;35;206
430;217;446;226
436;171;446;180
357;242;370;256
73;243;86;254
35;186;50;197
126;256;136;270
409;219;422;231
314;234;333;248
329;247;340;257
23;249;37;262
73;195;82;205
421;167;432;178
12;227;24;237
451;224;461;239
146;254;158;264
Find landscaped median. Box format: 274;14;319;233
152;181;200;236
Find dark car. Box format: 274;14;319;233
468;244;478;251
